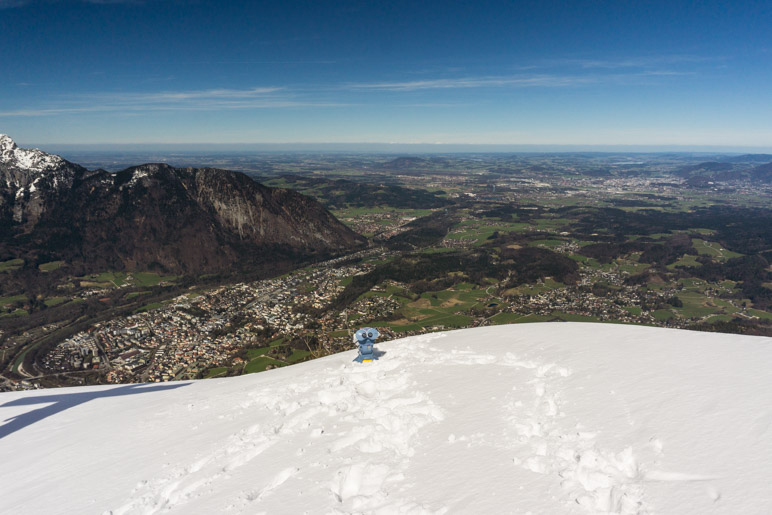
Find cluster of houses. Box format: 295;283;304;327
38;251;393;383
41;332;102;372
341;212;416;238
505;267;687;326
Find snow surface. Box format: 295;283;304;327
1;323;771;514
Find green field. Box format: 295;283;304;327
667;254;702;270
1;308;28;318
289;349;311;362
679;278;707;289
132;272;179;286
491;313;553;325
134;302;164;313
552;311;600;322
704;314;735;323
674;291;731;318
126;291;152;299
78;271;129;288
506;278;564;296
333;206;434;218
38;260;65;272
0;295;27;307
532;217;572;231
0;258;24;273
244;356;283;373
208;342;307;377
364;285;490;333
366;318;424;332
205;367;228;378
748;309;772;321
240;339;313;375
445;220;530;245
692;239;743;260
618;261;650;275
419;247;458;254
569;254;602;268
78;271;178;289
246;347;272;358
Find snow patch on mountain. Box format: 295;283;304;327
1;323;771;514
0;134;63;172
129;168;151;184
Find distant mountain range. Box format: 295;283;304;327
718;153;772;163
0;135;365;275
676;159;772;185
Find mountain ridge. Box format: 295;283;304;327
0;135;365;274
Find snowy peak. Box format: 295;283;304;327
0;135;81;229
117;163;175;187
0;134;16;153
0;134;64;172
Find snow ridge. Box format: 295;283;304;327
3;324;767;514
0;134;64;172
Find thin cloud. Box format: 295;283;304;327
348;75;599;91
0;87;345;117
114;87;284;102
397;103;477;108
0;101;347;117
348;68;694;92
0;68;693;118
0;106;112;116
549;55;716;69
639;70;693;76
193;60;338;65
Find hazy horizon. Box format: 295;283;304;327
25;141;772;155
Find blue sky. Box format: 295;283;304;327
1;0;771;149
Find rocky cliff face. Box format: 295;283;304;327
0;135;365;273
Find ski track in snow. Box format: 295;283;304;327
106;331;723;515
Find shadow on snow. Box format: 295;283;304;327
0;383;189;439
354;349;387;362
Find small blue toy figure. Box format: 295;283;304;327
353;327;380;363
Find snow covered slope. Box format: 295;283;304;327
1;323;771;514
